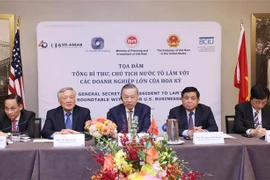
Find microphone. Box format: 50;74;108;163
0;120;28;133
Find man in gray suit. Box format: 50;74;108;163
168;86;218;137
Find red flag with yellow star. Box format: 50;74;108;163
234;23;250;103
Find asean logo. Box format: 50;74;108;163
126;35;138;48
167;34;180;48
38;40;48;48
91;37;104;50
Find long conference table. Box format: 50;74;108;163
0;134;269;180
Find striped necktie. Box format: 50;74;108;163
254;111;259;129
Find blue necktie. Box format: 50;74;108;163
66;113;72;129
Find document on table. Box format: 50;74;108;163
223;133;236;139
33;139;54;143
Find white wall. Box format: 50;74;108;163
0;0;269;131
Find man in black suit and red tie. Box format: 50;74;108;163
107;83;151;133
0;94;35;138
41;87;91;139
233;85;270;137
168;86;218;137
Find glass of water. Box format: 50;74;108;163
12;132;21;142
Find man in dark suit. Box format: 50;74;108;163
0;94;35;138
107;83;151;133
233;85;270;137
41;87;91;139
168;86;218;137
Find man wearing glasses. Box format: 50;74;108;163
168;86;218;137
107;83;151;133
233;85;270;137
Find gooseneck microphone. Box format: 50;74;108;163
0;120;28;132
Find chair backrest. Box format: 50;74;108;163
225;115;235;134
34;118;42;138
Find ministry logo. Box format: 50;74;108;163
91;37;104;50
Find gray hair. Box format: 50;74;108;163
57;87;76;99
120;83;139;95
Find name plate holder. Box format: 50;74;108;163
53;134;85;147
265;131;270;142
193;132;224;145
0;136;7;148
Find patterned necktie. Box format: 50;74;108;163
65;113;72;129
128;111;133;133
188;112;194;130
254;111;259;129
12;120;17;132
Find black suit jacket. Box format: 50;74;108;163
107;102;151;133
168;104;218;136
233;102;270;134
0;109;35;138
41;105;91;139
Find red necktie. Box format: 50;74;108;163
12;120;17;132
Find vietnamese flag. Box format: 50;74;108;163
148;116;159;136
234;23;250;103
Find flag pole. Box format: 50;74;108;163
17;16;21;30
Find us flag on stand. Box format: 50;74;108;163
8;28;25;107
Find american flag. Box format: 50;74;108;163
8;29;25;107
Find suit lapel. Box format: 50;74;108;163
194;106;201;127
179;106;188;129
118;104;127;132
72;106;79;130
247;103;255;128
56;107;66;129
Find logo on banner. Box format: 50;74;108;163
38;40;48;48
198;37;215;52
91;37;104;50
199;37;214;45
167;34;180;48
126;35;138;48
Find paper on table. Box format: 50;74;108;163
223;133;236;139
33;139;54;143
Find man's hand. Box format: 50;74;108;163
56;129;80;134
250;128;266;137
0;131;8;137
187;126;206;136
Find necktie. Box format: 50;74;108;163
188;112;194;130
254;111;259;129
65;113;72;129
128;111;133;133
12;120;17;132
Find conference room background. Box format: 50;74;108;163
0;0;269;133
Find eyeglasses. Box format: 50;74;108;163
5;107;18;112
122;96;137;101
182;96;198;101
253;100;268;105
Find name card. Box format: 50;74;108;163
0;136;7;148
53;134;85;147
265;131;270;142
193;132;224;145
